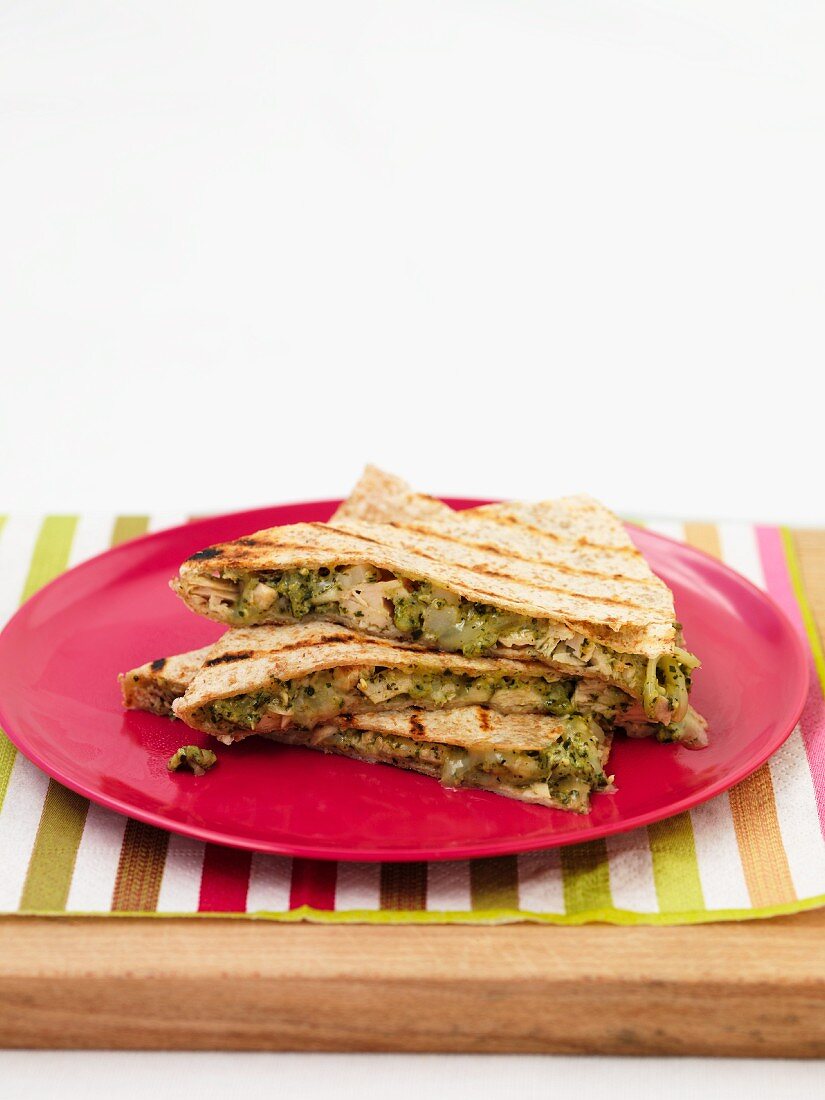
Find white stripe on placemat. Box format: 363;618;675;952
246;853;293;912
718;522;765;589
690;794;751;910
67;514;116;569
65;803;128;912
606;828;659;912
148;514;191;534
644;519;686;542
156;834;206;913
426;860;471;911
516;849;565;913
0;755;51;909
334;862;381;910
770;727;825;900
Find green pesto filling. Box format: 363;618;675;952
167;745;217;776
293;717;608;809
210;565;697;723
207;665;631;732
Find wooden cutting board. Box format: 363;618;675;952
1;910;824;1056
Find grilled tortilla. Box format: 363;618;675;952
336;466;707;745
173;490;700;731
120;627;704;747
171;621;700;741
121;638;613;811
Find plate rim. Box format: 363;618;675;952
0;500;811;861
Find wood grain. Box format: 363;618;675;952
2;912;825;1056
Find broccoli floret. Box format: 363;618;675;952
167;745;217;776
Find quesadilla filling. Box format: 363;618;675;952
185;565;699;725
198;665;630;735
240;715;610;812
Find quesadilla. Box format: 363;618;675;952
120;645;611;812
170;621;665;739
172;486;703;740
330;467;706;746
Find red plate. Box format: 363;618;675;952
0;500;809;861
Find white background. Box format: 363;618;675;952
1;1;824;523
2;1;824;1094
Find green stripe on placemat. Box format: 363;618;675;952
782;527;825;694
14;518;83;909
19;785;89;911
0;738;16;816
111;516;150;546
560;839;612;913
20;516;79;602
470;856;519;910
0;516;79;818
647;812;705;913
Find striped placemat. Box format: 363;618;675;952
0;513;824;924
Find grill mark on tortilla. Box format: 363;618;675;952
204;651;255;667
187;546;223;561
251;527;670;620
150;657;167;672
212;527;668;616
225;634;379;660
320;525;666;612
374;519;653;586
478;709;492;732
408;713;426;739
178;508;678;650
459;510;640;554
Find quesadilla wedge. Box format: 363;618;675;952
172;498;701;735
121;646;612;812
169;621;690;742
330;467;707;745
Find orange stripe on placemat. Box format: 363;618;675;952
289;858;338;910
380;862;427;910
683;522;722;559
111;820;170;911
728;767;797;908
470;856;519;910
683;522;796;907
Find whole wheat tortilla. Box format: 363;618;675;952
173;621;570;728
124;627;704;747
174;504;677;656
